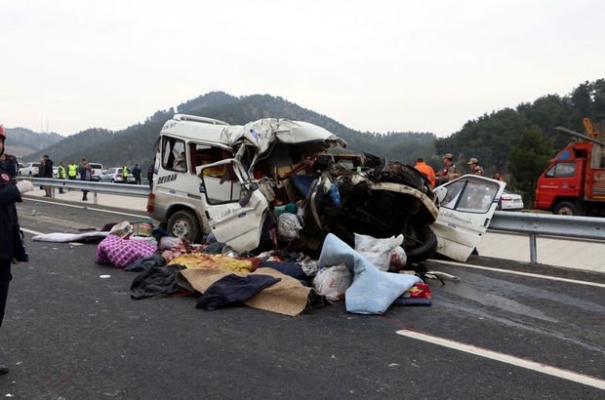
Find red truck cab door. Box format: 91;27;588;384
535;160;583;210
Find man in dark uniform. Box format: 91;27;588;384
0;125;34;375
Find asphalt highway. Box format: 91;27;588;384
0;193;602;399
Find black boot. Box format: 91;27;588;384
0;364;9;375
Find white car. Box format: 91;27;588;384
88;163;104;181
498;189;524;211
99;167;136;184
19;162;40;177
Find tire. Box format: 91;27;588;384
403;223;438;265
167;209;202;243
553;201;577;216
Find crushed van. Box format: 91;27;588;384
147;114;505;264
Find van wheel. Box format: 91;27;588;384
553;201;577;215
167;210;202;243
404;223;438;265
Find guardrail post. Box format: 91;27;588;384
528;233;538;264
93;190;99;205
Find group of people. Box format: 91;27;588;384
39;157;93;200
414;154;503;187
37;159;145;201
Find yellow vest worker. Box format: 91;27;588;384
67;162;78;179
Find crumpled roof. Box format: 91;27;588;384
221;118;346;154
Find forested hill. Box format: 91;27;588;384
20;91;437;169
13;79;605;205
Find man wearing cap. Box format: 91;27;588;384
436;153;457;185
468;157;484;176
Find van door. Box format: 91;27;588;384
199;159;269;253
431;175;506;262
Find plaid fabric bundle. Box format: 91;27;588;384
96;234;157;268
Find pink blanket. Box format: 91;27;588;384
96;234;157;268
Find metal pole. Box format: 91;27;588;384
529;233;537;264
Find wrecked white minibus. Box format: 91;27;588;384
147;114;506;264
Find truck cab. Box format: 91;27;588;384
534;119;605;215
534;142;588;215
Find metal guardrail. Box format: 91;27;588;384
21;177;604;264
489;211;605;263
26;177;149;205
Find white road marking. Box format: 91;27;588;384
429;259;605;288
397;329;605;391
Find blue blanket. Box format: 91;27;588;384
318;233;422;314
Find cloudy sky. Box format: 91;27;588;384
2;0;603;138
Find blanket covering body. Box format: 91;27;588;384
318;234;422;314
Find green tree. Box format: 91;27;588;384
436;108;529;176
508;126;553;205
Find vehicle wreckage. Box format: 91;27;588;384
148;115;506;266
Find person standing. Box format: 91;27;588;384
79;158;92;201
67;160;78;180
467;157;484;176
441;153;456;178
122;165;130;184
0;125;35;376
436;153;457;186
414;157;436;187
41;154;54;197
58;161;67;193
132;164;142;185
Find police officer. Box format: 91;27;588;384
0;125;34;375
67;160;78;180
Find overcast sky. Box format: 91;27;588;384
2;0;603;138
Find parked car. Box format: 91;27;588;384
99;167;136;183
88;163;104;181
498;189;524;211
19;162;40;177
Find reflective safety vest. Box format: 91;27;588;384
68;163;78;177
59;165;67;179
123;166;129;177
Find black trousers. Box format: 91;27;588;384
0;260;12;330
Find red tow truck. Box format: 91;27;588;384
534;118;605;216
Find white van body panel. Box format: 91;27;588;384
149;114;344;247
431;175;506;262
